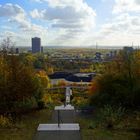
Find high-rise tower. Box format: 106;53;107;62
32;37;41;53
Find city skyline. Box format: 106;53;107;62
0;0;140;47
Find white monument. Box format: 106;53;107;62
55;86;74;110
65;86;72;105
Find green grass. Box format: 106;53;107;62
81;129;136;140
77;112;140;140
0;108;139;140
0;109;52;140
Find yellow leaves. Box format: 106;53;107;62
42;93;63;105
47;67;54;75
80;68;94;73
72;97;88;106
26;54;36;61
0;115;12;128
25;54;36;65
42;94;52;104
36;70;51;88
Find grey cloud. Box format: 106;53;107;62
131;17;140;26
0;3;24;17
99;13;140;40
41;6;88;21
30;1;96;42
52;22;84;28
18;0;96;45
135;0;140;5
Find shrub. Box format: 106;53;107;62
97;105;125;129
89;51;140;108
37;100;45;109
72;97;88;107
0;115;13;128
0;54;51;114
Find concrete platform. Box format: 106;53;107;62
55;105;74;110
34;130;81;140
37;124;80;131
34;103;81;140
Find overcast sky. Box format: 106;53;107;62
0;0;140;47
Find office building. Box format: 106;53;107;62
32;37;41;53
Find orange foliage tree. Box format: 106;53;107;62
89;50;140;108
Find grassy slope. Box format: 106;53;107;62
0;108;139;140
77;112;140;140
0;109;52;140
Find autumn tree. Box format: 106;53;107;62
89;50;140;108
0;37;15;54
0;38;49;113
0;55;42;113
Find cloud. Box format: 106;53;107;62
30;0;96;45
0;1;96;46
135;0;140;5
1;1;139;46
8;16;48;45
0;3;36;33
31;0;86;8
113;0;140;14
30;9;41;18
101;13;140;35
91;13;140;46
92;0;140;45
30;1;96;26
0;3;25;17
0;3;48;46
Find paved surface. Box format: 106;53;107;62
34;131;81;140
52;110;76;123
34;106;81;140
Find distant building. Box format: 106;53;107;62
123;47;134;53
95;52;102;61
41;46;43;53
110;51;113;58
15;48;19;54
109;50;117;58
32;37;41;53
123;47;134;60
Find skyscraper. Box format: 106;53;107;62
32;37;41;53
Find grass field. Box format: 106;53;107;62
77;111;140;140
0;109;52;140
0;109;139;140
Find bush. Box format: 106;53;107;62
72;97;88;107
0;55;47;114
89;50;140;108
37;100;45;109
17;97;37;110
0;115;13;128
97;105;125;129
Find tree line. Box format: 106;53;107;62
89;49;140;108
0;38;50;115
